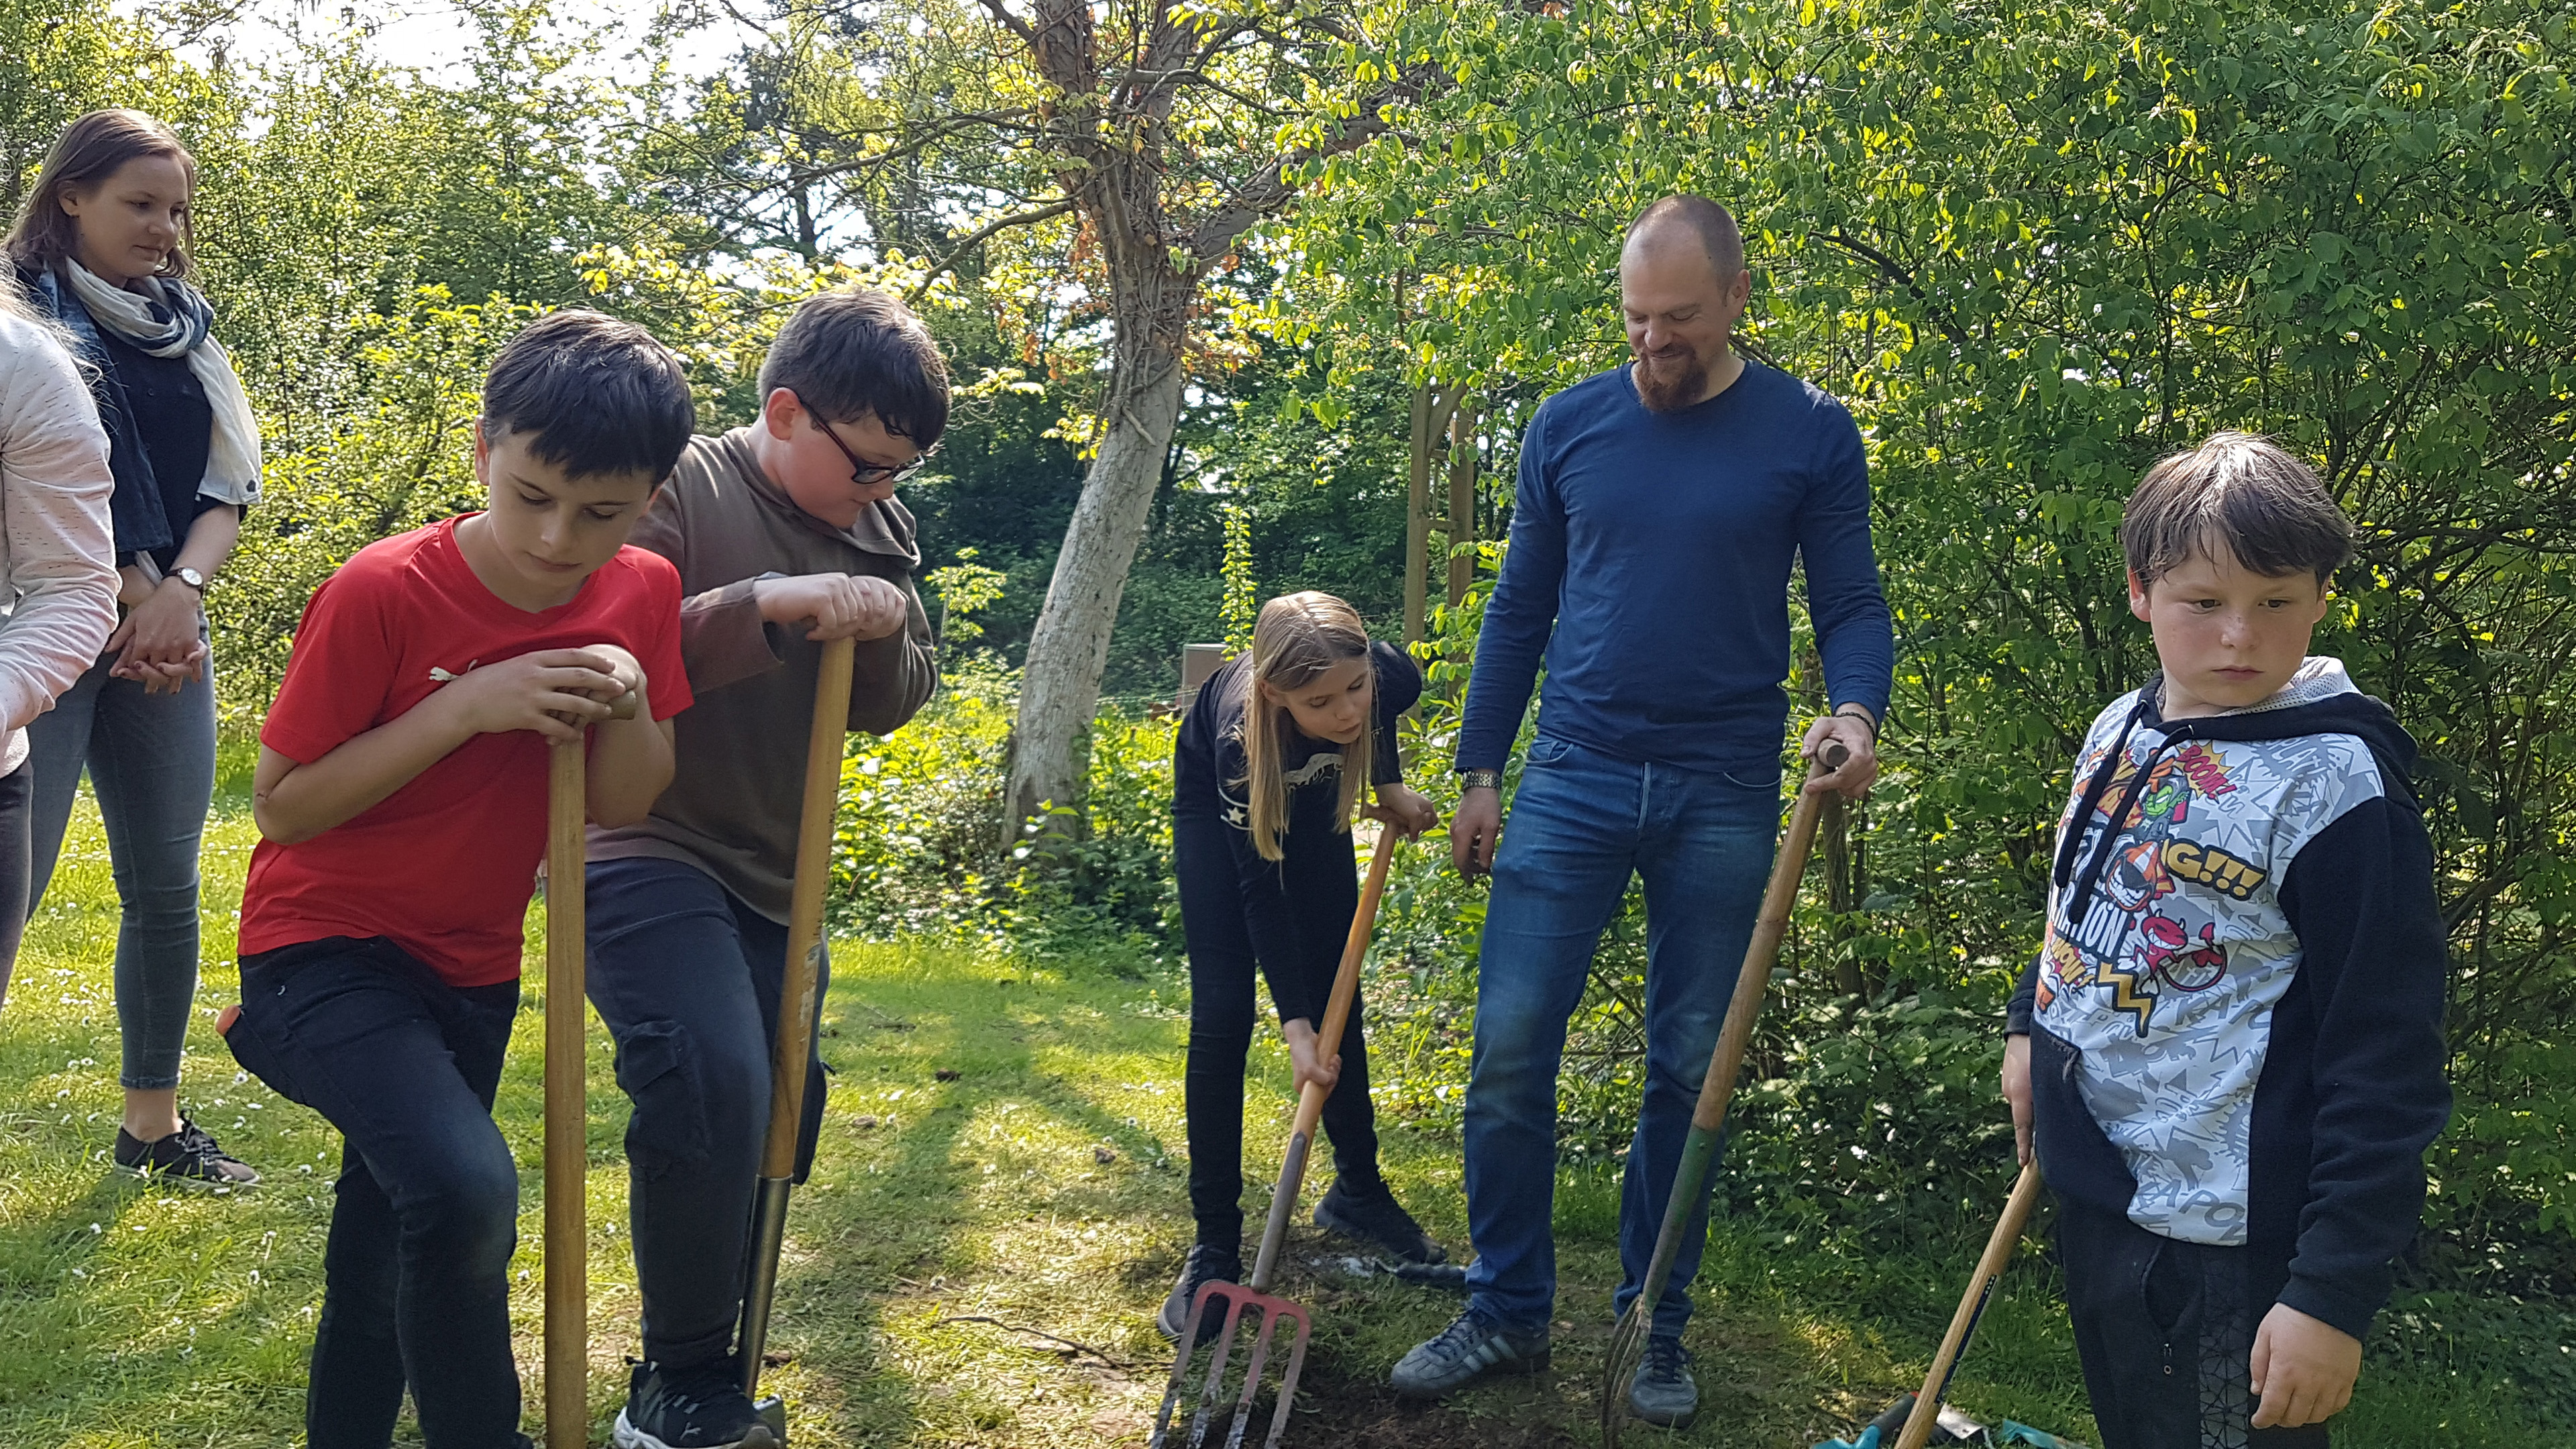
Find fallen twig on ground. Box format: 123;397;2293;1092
932;1314;1140;1375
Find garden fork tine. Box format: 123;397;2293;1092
1152;828;1399;1449
1599;741;1846;1449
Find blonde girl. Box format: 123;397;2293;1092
1160;590;1446;1339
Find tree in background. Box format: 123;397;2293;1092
656;0;1415;828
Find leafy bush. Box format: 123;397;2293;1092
829;656;1177;962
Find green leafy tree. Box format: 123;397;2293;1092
1286;0;2576;1267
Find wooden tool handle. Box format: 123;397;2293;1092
1894;1160;2047;1449
543;735;588;1449
1250;825;1401;1291
759;635;858;1181
1288;826;1400;1140
1686;742;1846;1135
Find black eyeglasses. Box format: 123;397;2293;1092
796;392;934;487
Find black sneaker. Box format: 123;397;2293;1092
613;1357;780;1449
1157;1242;1244;1344
1627;1336;1698;1427
113;1120;257;1187
1389;1309;1550;1398
1313;1178;1446;1266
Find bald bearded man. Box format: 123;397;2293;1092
1393;197;1893;1428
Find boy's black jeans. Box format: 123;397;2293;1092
583;857;828;1370
2057;1194;2333;1449
227;937;528;1449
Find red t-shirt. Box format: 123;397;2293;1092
240;517;693;987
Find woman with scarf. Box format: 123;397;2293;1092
8;109;262;1185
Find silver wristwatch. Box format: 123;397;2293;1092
1457;767;1504;792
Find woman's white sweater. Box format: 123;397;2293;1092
0;311;118;773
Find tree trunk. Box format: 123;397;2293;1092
1404;385;1432;645
1002;337;1189;836
1446;397;1477;607
986;0;1405;839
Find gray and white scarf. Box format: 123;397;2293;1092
58;261;261;504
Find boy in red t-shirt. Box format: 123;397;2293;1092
221;310;697;1449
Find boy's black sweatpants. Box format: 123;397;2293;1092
583;856;828;1370
225;936;529;1449
2056;1195;2332;1449
1173;812;1380;1249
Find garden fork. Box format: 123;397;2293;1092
1151;827;1400;1449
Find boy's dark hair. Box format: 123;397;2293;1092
483;309;695;482
2121;431;2355;587
757;286;950;445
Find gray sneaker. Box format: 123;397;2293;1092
1389;1309;1548;1399
1627;1337;1697;1427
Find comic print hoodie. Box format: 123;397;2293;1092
2005;657;2451;1340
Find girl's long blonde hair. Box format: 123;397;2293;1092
1234;591;1375;861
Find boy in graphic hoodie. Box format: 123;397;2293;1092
2002;432;2450;1447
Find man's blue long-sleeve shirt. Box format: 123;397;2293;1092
1458;360;1894;777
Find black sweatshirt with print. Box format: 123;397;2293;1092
2007;664;2451;1340
1173;640;1419;1026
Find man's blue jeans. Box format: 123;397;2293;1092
1462;733;1779;1339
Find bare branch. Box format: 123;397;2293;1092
1819;230;1972;348
906;199;1078;302
1183;85;1409;265
975;0;1039;48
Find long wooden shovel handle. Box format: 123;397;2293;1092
543;735;588;1449
1894;1161;2047;1449
761;635;857;1180
1291;826;1400;1140
1247;824;1400;1292
1686;742;1847;1136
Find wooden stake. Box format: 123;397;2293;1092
1446;396;1477;607
1403;384;1431;645
544;735;588;1449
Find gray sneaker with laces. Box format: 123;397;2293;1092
1389;1309;1548;1398
1627;1337;1697;1427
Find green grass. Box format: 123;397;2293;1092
1;790;2565;1445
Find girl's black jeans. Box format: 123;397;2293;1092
1173;811;1382;1249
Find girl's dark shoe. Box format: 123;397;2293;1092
1313;1178;1445;1266
113;1120;257;1186
614;1356;779;1449
1158;1242;1244;1343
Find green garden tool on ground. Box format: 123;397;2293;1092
1597;741;1845;1448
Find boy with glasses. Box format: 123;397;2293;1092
584;286;948;1449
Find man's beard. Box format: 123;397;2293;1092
1632;346;1711;412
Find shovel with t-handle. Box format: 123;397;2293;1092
1151;825;1401;1449
1598;740;1847;1448
1829;1160;2046;1449
737;633;858;1439
544;733;591;1449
